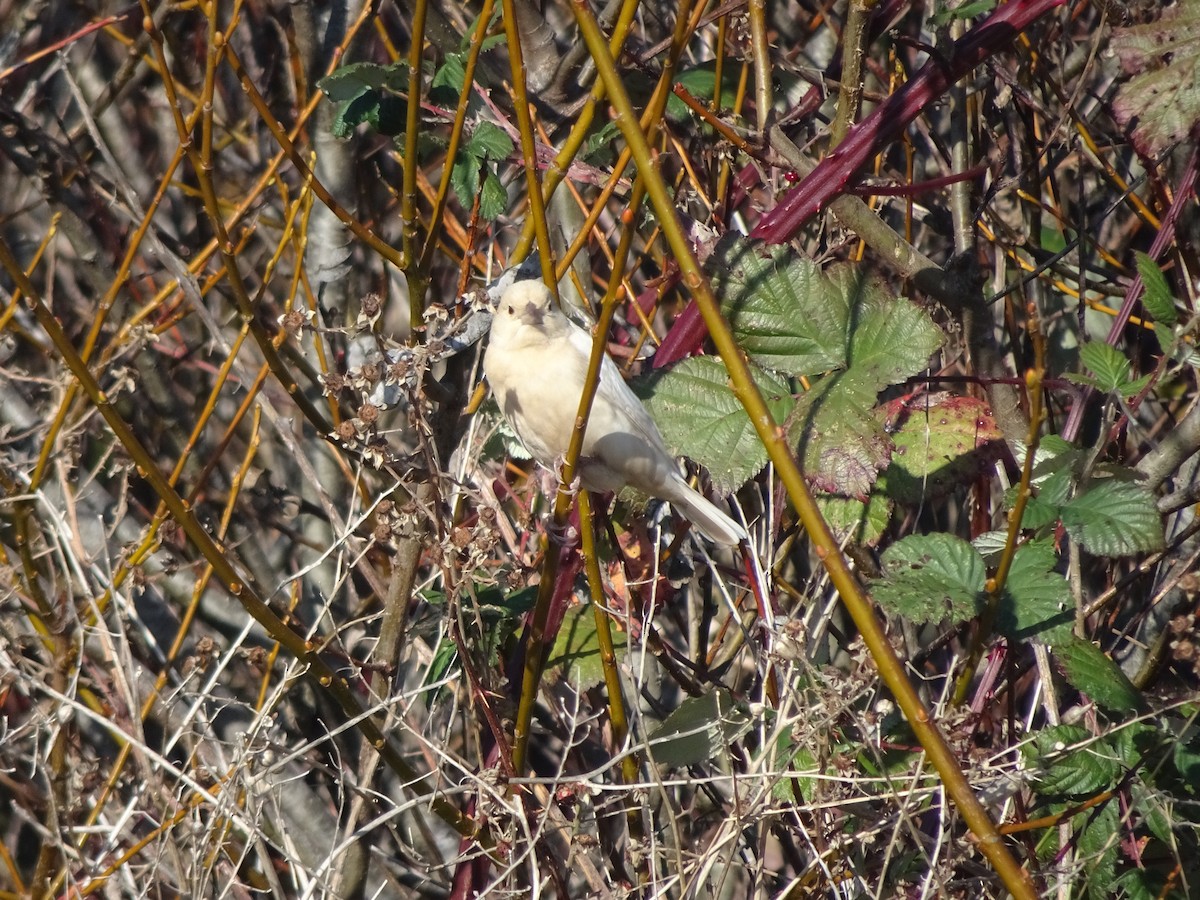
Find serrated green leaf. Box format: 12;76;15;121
1114;869;1178;900
712;242;849;374
709;237;943;381
331;90;406;138
873;534;986;625
881;394;1004;503
790;377;892;497
769;740;818;803
546;603;624;690
1078;342;1135;394
583;122;622;161
1028;468;1076;507
1159;320;1200;367
479;173;508;221
475;585;537;661
998;540;1074;643
638;356;793;492
1112;720;1159;767
1173;734;1200;790
331;91;375;137
1112;2;1200;156
1137;252;1180;326
972;530;1010;560
1026;723;1120;796
1055;637;1144;713
1032;434;1077;460
480;32;506;53
1131;780;1176;845
467;119;515;161
450;157;480;212
1006;467;1073;529
431;53;467;96
847;298;944;390
647;690;753;768
424;637;459;689
816;490;892;546
1061;479;1164;556
1078;800;1121;900
318;61;406;101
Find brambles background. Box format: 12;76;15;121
1;0;1198;897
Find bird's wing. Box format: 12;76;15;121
565;326;672;455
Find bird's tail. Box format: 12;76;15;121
669;481;747;547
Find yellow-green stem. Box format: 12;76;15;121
501;0;559;298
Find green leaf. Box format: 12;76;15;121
1077;800;1121;900
816;491;893;546
479;173;508;221
712;240;941;379
1025;724;1120;796
583;122;621;161
638;356;793;492
881;394;1004;504
931;0;997;27
1173;732;1200;791
545;603;624;690
318;61;407;101
424;636;459;689
972;530;1010;561
873;534;986;625
846;296;945;391
998;540;1073;644
331;91;406;138
790;377;892;497
1136;252;1179;326
1130;780;1176;845
646;691;754;768
1055;637;1143;713
768;739;818;803
475;586;537;659
713;242;850;374
1158;321;1200;367
450;157;480;213
1077;342;1135;394
666;62;747;121
1113;869;1176;900
467;120;515;161
1007;468;1073;530
431;53;467;96
1060;479;1164;556
1112;2;1200;156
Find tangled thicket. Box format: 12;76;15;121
2;0;1199;897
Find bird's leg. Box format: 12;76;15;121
538;456;582;548
551;454;582;501
545;517;581;548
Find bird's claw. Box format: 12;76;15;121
545;519;580;549
553;457;582;500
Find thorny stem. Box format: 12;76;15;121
751;0;1066;243
829;0;875;147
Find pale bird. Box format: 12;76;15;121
484;280;746;547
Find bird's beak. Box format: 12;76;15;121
521;302;544;327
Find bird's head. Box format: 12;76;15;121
494;280;555;330
489;280;571;352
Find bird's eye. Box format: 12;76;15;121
506;305;514;314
